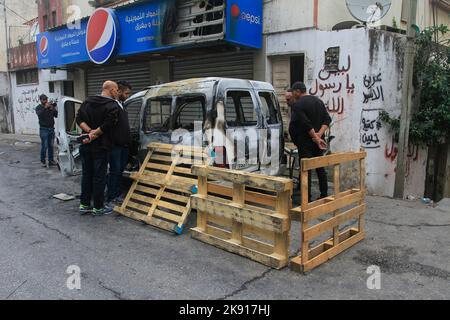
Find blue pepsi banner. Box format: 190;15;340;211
38;0;263;68
225;0;263;49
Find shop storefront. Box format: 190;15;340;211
37;0;263;97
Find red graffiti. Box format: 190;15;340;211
385;137;398;162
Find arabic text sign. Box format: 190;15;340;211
37;0;173;68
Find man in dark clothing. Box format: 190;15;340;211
107;80;132;205
76;81;119;216
289;82;332;201
35;94;58;167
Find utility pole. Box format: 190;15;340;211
394;0;418;199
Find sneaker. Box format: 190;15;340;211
92;206;114;216
48;160;58;166
41;161;47;168
115;195;125;205
79;204;93;215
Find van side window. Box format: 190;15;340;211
125;99;142;131
258;92;280;125
64;101;82;134
174;96;205;131
226;90;257;127
144;98;171;132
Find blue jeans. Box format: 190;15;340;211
80;144;108;210
107;146;129;201
40;127;55;162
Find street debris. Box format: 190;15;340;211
53;193;76;201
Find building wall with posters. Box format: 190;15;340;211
265;27;427;198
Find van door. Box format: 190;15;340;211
257;91;285;175
56;97;83;176
223;90;261;171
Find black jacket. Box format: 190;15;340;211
289;95;332;149
112;103;131;147
36;104;58;128
76;96;119;152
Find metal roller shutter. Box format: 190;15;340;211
172;51;254;81
86;63;151;97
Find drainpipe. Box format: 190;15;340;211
313;0;319;29
2;0;14;133
394;0;418;199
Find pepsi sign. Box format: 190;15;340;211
39;36;49;57
86;8;119;64
226;0;263;49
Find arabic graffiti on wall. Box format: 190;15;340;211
363;73;384;104
360;109;383;149
16;87;40;122
385;136;419;177
309;55;355;115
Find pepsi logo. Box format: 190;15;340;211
86;8;119;64
40;36;49;57
231;4;240;18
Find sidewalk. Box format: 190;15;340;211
0;133;41;144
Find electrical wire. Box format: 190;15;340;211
1;2;31;23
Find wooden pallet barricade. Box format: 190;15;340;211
290;151;367;273
115;143;208;234
190;166;294;269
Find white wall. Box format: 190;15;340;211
0;0;38;72
266;28;427;197
11;70;64;135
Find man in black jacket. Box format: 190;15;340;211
106;80;132;205
76;81;119;216
289;82;332;201
35;94;58;167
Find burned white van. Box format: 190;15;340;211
57;78;285;176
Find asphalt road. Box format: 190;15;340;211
0;135;449;300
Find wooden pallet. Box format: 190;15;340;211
190;166;294;269
290;151;367;273
115;143;208;234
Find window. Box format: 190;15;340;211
49;82;55;93
64;100;82;134
43;15;48;31
174;96;205;131
52;11;57;28
125;99;142;131
144;98;171;132
225;91;257;127
259;92;280;125
16;69;39;85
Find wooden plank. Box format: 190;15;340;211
146;162;172;172
197;176;208;231
130;193;157;204
207;183;277;208
205;225;274;255
152;209;182;223
231;183;245;244
301;231;365;273
159;191;190;204
359;158;366;233
135;184;160;196
191;196;290;233
302;151;367;171
303;204;366;242
126;200;152;214
333;165;341;246
301;169;309;263
274;190;290;258
150;154;174;163
303;190;365;222
192;166;293;192
156;199;186;213
191;228;287;269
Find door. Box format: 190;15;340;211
257;90;285;175
222;89;260;171
56;97;83;176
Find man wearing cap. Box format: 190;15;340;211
35;94;58;167
289;82;332;201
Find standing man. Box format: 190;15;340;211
36;94;58;167
289;82;331;201
76;81;119;216
107;80;132;205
